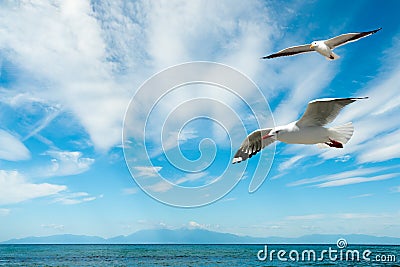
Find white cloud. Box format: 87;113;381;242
174;172;208;186
350;193;373;199
42;150;95;177
221;197;237;202
271;58;337;126
335;155;351;163
0;130;30;161
41;224;65;231
144;171;209;194
122;187;139;195
278;155;304;172
334;213;381;220
286;214;325;221
393;186;400;193
22;106;61;142
0;208;11;216
53;192;102;205
285;212;391;222
357;129;400;163
316;173;398;188
0;0;129;151
0;170;66;205
318;47;400;164
288;166;393;187
187;221;205;229
0;0;279;154
133;166;162;177
145;180;173;193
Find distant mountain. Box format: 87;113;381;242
2;234;107;244
108;228;264;244
2;229;400;245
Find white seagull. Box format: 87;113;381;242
263;28;381;60
232;97;368;164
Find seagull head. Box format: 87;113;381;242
262;127;285;140
310;41;318;49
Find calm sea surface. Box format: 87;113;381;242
0;244;399;266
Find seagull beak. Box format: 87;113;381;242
262;134;272;140
310;44;314;49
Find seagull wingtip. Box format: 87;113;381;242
372;27;382;33
231;157;242;164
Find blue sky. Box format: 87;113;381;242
0;0;399;242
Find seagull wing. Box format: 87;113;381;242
232;128;274;164
324;28;382;49
296;97;368;127
262;44;313;59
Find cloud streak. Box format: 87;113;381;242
0;130;30;161
33;151;95;178
0;170;66;205
288;166;398;188
53;192;103;205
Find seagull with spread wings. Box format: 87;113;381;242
232;97;368;164
263;28;381;60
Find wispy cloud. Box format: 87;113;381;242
316;173;398;188
0;130;30;161
133;166;162;178
288;166;395;187
53;192;103;205
286;214;325;221
271;58;338;126
1;0;280;154
319;41;400;164
187;221;205;229
41;150;95;178
335;155;351;163
0;0;129;151
174;172;208;186
334;213;381;220
144;171;209;194
278;155;304;172
286;212;393;221
145;180;173;193
0;170;66;205
350;193;373;199
22;106;61;142
0;208;10;216
41;224;65;231
392;186;400;193
122;187;139;195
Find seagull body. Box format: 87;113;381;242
232;97;368;164
271;122;331;144
263;28;381;60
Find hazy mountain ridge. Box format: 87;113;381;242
2;229;400;244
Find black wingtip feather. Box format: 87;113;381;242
261;55;272;59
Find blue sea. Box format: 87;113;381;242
0;244;399;266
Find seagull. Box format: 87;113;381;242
232;97;368;164
263;28;381;60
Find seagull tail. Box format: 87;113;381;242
329;122;354;144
